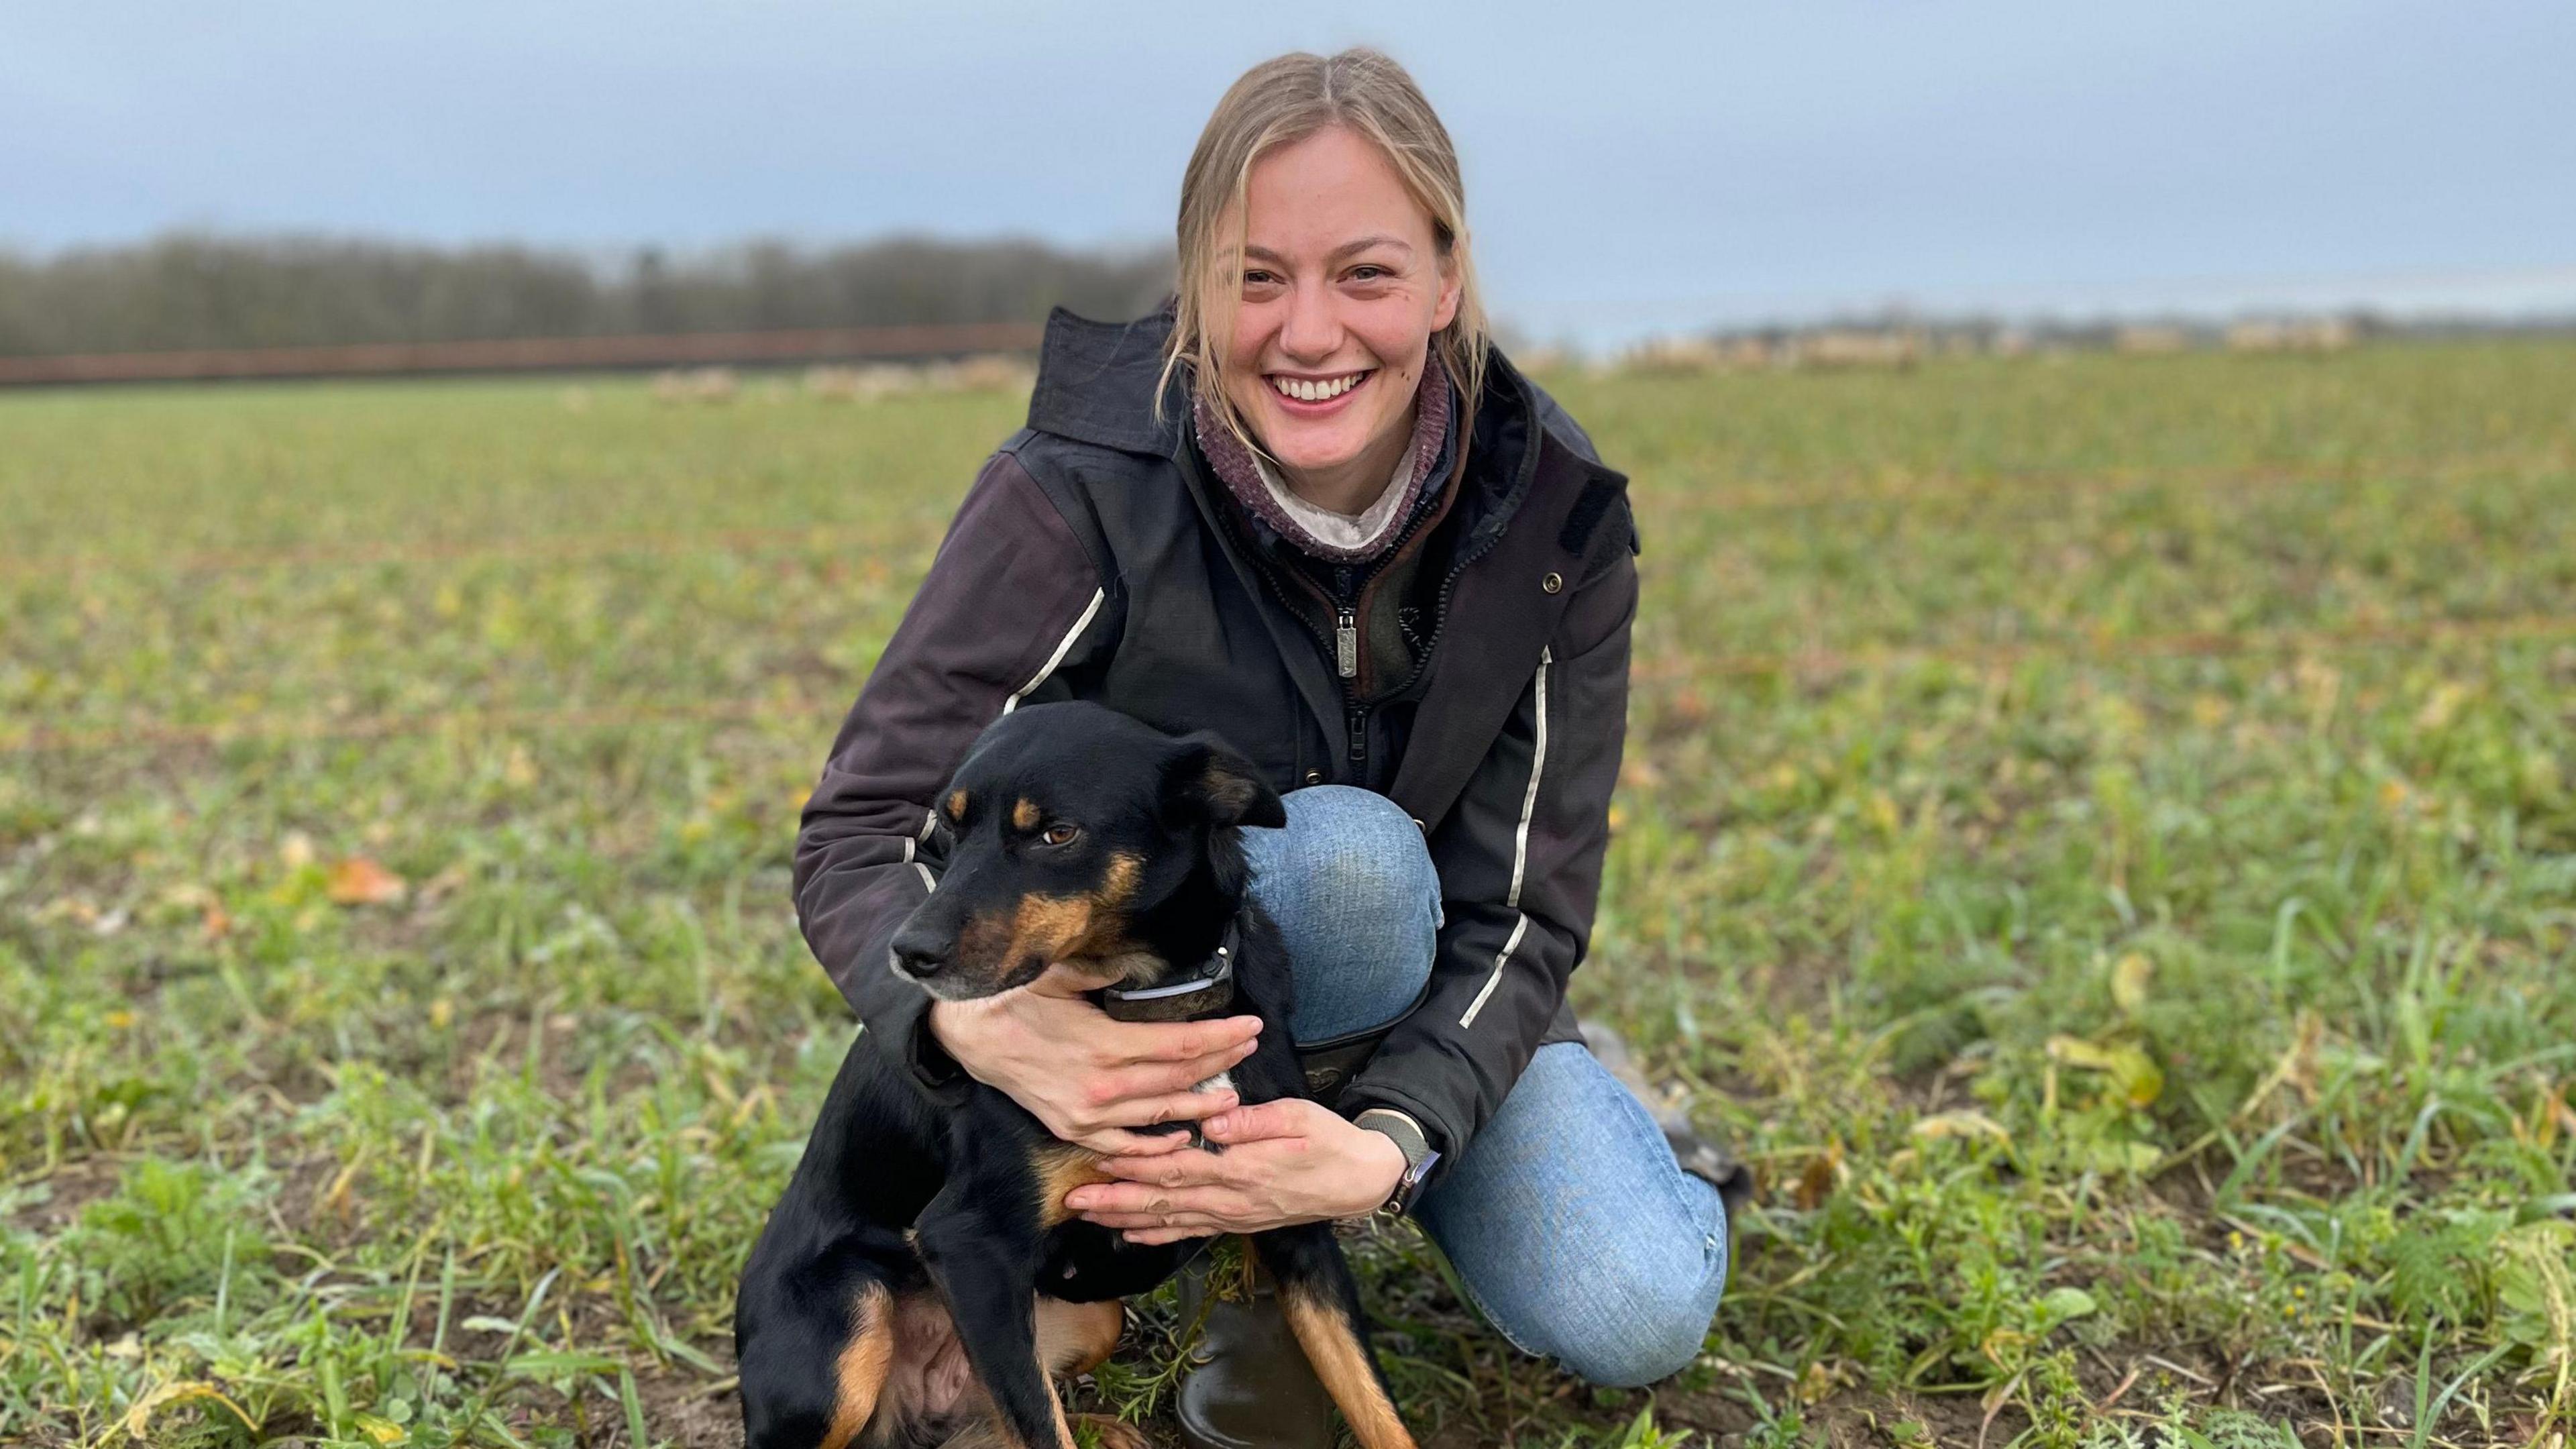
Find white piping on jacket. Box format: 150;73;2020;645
1460;647;1552;1030
1000;587;1105;715
1507;647;1552;909
914;584;1108;882
1458;915;1528;1029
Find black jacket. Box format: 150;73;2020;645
794;307;1639;1180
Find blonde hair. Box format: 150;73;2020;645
1160;48;1490;464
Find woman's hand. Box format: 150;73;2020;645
1061;1099;1409;1243
926;963;1263;1157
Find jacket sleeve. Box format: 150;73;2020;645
1337;511;1636;1178
792;449;1110;1094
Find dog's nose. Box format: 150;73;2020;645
888;926;948;982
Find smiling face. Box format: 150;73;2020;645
1212;125;1462;511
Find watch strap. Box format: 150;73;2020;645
1354;1108;1440;1217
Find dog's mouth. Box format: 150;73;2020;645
896;943;1160;1003
898;955;1049;1003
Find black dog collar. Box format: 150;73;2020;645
1094;919;1239;1022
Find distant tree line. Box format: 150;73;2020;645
0;233;1176;357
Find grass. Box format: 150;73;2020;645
3;343;2573;1447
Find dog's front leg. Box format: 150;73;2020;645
914;1178;1073;1449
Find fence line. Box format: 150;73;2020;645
3;695;816;757
9;446;2564;583
1;521;918;582
0;321;1046;387
9;612;2571;758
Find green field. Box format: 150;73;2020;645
5;343;2573;1448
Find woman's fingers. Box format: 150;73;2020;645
1084;1209;1223;1228
1099;1085;1238;1130
1119;1226;1220;1246
1076;1126;1195;1157
1114;1014;1263;1065
1199;1098;1308;1144
1079;1151;1234;1195
1096;1043;1255;1105
1072;1184;1252;1226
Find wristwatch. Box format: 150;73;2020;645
1353;1108;1441;1218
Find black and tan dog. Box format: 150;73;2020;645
737;702;1415;1449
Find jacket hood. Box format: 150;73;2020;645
1024;306;1191;457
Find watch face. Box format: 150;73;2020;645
1393;1150;1441;1216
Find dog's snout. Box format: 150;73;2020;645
888;924;949;981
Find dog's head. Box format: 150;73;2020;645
886;702;1285;1002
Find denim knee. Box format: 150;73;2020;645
1539;1229;1727;1387
1242;786;1438;1043
1415;1043;1729;1388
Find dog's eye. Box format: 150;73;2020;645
1039;824;1080;848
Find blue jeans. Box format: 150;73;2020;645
1240;786;1729;1388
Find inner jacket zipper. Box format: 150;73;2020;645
1234;490;1514;780
1187;416;1536;785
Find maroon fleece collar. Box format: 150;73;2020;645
1190;354;1452;566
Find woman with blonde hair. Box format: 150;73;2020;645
796;47;1736;1445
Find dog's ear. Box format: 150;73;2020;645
1161;734;1287;830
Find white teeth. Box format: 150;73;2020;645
1272;372;1364;402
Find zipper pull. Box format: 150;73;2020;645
1346;706;1369;765
1335;606;1358;679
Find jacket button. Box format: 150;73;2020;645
1541;571;1564;594
1303;769;1324;786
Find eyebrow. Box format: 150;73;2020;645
1240;235;1417;266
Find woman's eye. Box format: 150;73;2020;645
1040;824;1080;847
1348;265;1388;281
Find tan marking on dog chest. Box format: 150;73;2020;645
1033;1143;1114;1230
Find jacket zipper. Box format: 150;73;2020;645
1201;457;1474;782
1334;566;1367;766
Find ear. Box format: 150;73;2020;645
1162;734;1287;830
1430;235;1464;333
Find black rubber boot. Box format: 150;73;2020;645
1174;1257;1336;1449
1580;1019;1754;1215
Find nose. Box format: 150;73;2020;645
888;923;948;981
1279;280;1340;362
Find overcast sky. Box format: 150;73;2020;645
5;0;2570;343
